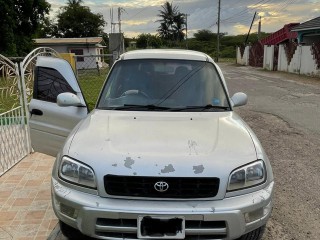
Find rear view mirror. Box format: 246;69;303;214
231;92;248;107
57;92;85;107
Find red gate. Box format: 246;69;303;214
249;41;264;67
273;45;279;71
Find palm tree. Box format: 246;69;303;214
157;2;185;42
67;0;83;5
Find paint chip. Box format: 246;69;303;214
193;165;204;174
124;157;135;169
161;164;175;173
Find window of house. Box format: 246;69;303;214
70;49;84;62
33;67;76;103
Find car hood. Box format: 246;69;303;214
67;110;257;180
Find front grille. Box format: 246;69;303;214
95;218;227;240
104;175;220;198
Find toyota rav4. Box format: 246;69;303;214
29;49;274;240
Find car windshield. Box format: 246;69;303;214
97;59;230;111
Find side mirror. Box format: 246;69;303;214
231;92;248;107
57;92;84;107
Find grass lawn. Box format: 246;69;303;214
77;68;109;111
0;77;21;114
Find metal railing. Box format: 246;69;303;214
0;107;28;175
0;47;60;175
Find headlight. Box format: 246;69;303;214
227;160;266;191
59;156;96;189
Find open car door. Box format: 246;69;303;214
29;56;88;157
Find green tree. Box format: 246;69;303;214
0;0;51;56
194;30;216;42
54;0;106;38
136;34;162;49
157;2;185;42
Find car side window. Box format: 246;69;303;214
33;67;76;103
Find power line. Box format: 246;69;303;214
124;7;148;21
221;0;275;23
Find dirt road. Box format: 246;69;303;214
220;63;320;240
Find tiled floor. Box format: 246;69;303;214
0;153;58;240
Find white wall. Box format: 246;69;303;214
263;45;274;70
40;45;105;70
278;45;288;72
46;45;68;53
287;46;320;76
75;48;99;70
300;46;319;76
271;44;320;77
236;46;250;65
288;46;301;74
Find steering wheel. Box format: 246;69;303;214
121;89;150;99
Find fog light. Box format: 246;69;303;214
244;201;272;223
244;208;264;223
60;203;78;219
263;200;272;216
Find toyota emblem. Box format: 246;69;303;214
154;181;169;192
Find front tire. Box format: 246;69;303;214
237;225;266;240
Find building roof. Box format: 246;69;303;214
291;16;320;32
34;37;104;45
261;23;299;45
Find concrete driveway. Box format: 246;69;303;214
0;153;57;240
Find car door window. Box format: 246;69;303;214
33;66;76;103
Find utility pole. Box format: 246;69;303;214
258;16;262;40
110;7;125;34
245;12;257;45
216;0;221;62
184;14;190;49
118;7;126;33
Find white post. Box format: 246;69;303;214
270;45;275;71
263;45;267;69
19;62;32;153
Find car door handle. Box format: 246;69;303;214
30;109;43;116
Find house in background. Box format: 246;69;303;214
34;37;107;69
291;16;320;44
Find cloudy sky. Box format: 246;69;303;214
47;0;320;37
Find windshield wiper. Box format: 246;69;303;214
172;104;231;112
111;104;173;111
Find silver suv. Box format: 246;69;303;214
29;49;274;240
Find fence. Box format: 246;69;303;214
73;54;112;110
274;44;319;76
0;48;60;176
0;50;114;175
0;54;28;175
236;45;250;65
236;42;320;77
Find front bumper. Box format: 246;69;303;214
52;178;274;240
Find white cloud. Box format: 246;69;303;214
46;0;319;37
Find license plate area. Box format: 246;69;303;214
138;216;185;239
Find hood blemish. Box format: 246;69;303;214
124;157;135;169
188;140;198;155
193;165;204;174
161;164;175;173
112;164;117;167
133;172;137;175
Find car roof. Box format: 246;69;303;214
120;49;212;62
